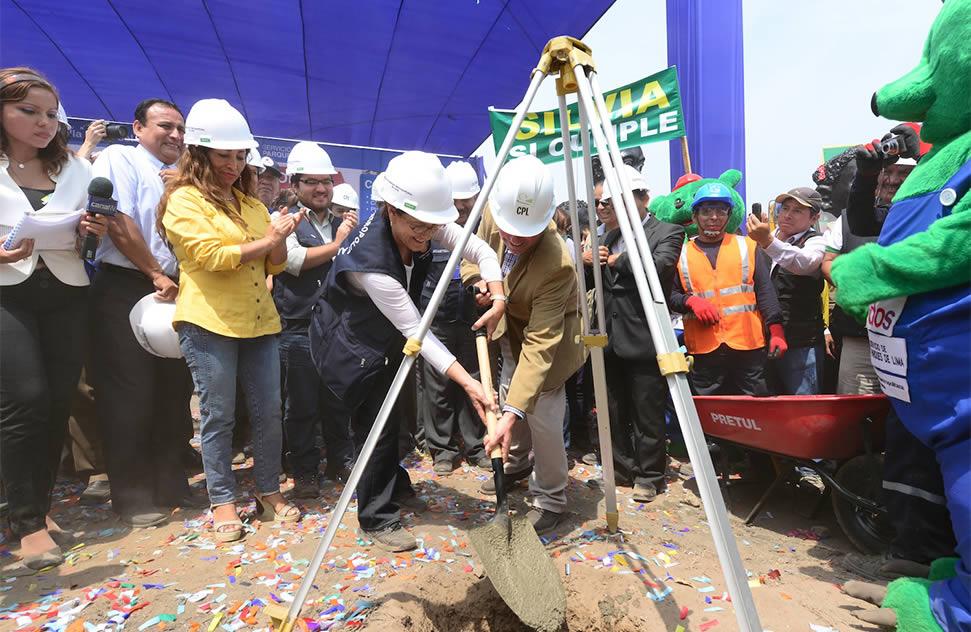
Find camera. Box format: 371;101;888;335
104;123;130;140
879;134;907;157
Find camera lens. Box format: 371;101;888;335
104;124;129;140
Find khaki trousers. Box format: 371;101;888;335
499;340;568;513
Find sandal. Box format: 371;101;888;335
210;505;244;543
255;495;301;524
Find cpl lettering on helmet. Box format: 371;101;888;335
516;205;530;216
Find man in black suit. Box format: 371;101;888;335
589;165;685;502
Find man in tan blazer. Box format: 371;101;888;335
462;156;585;535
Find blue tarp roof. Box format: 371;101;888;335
2;0;615;157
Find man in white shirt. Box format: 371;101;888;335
88;99;198;528
746;187;826;394
271;142;358;499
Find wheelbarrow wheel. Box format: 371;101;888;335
831;455;893;554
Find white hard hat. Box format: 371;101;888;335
184;99;258;151
247;147;266;173
286;141;337;176
601;164;649;202
332;183;359;210
445;161;480;200
374;151;458;224
371;173;386;203
489;155;555;237
129;294;182;359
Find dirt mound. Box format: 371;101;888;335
364;557;677;631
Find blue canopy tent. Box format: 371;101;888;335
2;0;617;171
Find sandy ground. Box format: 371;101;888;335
0;449;880;631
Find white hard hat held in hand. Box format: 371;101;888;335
286;141;337;176
601;163;649;202
184;99;258;150
129;294;182;359
333;183;359;210
445;161;481;200
489;155;556;237
374;151;458;225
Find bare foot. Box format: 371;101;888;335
261;492;292;514
20;529;58;557
212;503;239;525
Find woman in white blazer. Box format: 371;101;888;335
0;67;107;570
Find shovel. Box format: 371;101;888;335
467;328;566;632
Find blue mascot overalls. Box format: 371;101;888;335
866;160;971;630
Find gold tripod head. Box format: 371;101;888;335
535;36;596;95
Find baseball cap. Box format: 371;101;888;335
775;187;822;213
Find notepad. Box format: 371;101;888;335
3;210;84;251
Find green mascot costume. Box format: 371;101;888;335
650;169;745;238
833;1;971;629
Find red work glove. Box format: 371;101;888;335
768;323;788;359
686;295;720;325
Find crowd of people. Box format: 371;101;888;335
0;65;952;577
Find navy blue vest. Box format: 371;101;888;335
272;205;338;323
309;212;431;407
418;241;476;325
770;228;825;347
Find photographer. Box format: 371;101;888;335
831;124;956;577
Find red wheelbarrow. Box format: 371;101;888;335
693;395;892;553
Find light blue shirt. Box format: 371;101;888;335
92;143;179;277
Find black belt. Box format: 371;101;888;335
100;262;177;283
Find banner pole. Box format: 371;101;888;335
680;136;693;174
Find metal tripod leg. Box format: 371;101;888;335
556;92;618;532
275;69;551;632
571;62;762;632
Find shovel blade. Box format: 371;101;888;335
468;514;566;632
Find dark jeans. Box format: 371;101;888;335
690;345;770;396
280;326;355;480
882;407;957;563
767;343;822;395
605;351;668;490
346;364;413;532
0;270;87;536
88;265;192;515
420;321;485;464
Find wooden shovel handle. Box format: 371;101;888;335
475;331;502;459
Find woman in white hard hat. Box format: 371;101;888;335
157;98;303;542
310;151;504;552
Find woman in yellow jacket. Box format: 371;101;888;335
158;99;302;542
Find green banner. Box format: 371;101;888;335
488;66;685;165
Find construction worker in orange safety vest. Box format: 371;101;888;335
668;182;788;396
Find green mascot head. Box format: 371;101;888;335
650;169;745;237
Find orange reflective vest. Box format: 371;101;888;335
678;235;765;354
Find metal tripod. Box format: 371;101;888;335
276;35;762;632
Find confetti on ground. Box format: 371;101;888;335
0;450;867;630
